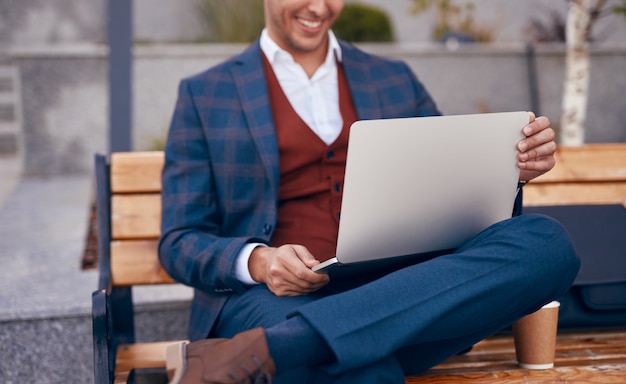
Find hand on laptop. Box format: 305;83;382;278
249;244;330;296
517;112;557;183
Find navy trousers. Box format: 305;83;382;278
214;214;580;383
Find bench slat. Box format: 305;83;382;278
407;365;626;383
106;145;626;192
111;240;174;286
111;194;161;239
523;182;626;207
533;144;626;183
111;151;164;193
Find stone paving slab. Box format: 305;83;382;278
0;175;192;383
0;175;193;319
0;176;96;321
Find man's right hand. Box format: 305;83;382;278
248;245;330;296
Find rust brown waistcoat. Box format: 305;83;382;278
263;56;358;262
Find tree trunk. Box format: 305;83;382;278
560;0;591;146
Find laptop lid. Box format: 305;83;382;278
328;111;528;268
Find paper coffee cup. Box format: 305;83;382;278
512;301;560;369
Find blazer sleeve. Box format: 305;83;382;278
158;78;259;295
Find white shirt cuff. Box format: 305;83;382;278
235;243;266;285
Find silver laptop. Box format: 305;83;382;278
312;111;529;276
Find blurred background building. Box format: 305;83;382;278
0;0;624;177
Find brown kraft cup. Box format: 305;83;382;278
512;300;560;369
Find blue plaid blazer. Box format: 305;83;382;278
159;39;441;341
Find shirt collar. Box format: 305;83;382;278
260;28;342;66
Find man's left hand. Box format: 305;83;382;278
517;112;557;182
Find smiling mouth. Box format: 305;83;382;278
298;18;322;29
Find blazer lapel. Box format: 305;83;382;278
231;42;280;196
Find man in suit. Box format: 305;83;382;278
159;0;580;383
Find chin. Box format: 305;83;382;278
292;34;327;52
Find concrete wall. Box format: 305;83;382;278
7;42;626;176
0;0;106;50
10;46;108;176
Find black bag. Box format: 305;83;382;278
523;204;626;330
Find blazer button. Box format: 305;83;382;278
263;223;272;235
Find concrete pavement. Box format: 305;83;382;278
0;153;192;383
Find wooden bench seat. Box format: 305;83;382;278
111;330;626;384
407;330;626;383
91;144;626;383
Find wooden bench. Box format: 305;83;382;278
91;144;626;384
92;151;179;384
